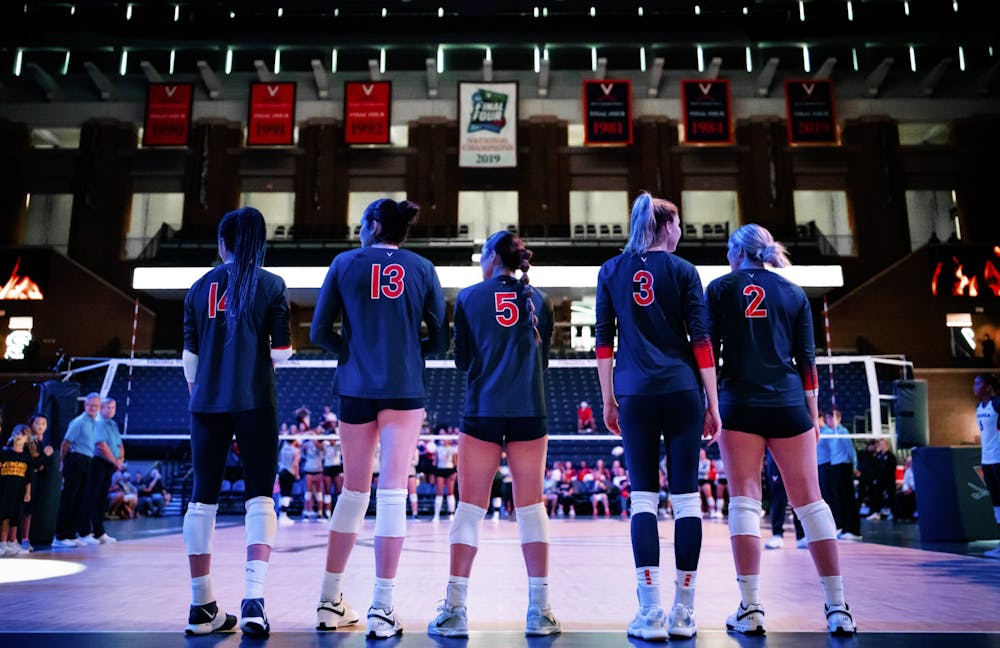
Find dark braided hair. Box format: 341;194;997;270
484;230;541;344
218;206;267;337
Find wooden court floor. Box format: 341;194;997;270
2;515;999;646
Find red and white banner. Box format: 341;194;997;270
247;82;296;146
681;79;733;145
142;83;193;147
344;81;392;145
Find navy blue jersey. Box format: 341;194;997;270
705;268;817;407
184;265;291;413
311;246;447;399
594;251;711;397
454;275;554;417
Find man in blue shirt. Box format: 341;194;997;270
818;410;860;540
81;397;125;545
54;392;102;547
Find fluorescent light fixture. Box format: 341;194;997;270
743;6;748;15
852;48;859;71
126;3;132;20
485;46;492;61
640;47;646;72
229;10;235;18
543;7;548;16
70;5;75;15
381;7;387;17
277;7;283;17
697;46;704;72
438;7;443;17
591;47;597;71
120;50;128;76
225;48;233;74
745;46;753;72
533;6;539;18
590;6;596;17
847;0;853;21
174;4;179;21
953;1;958;12
798;0;805;21
62;51;71;75
169;49;175;75
534;46;540;72
332;49;338;73
437;45;443;73
803;45;811;72
638;6;643;16
274;49;281;74
9;317;33;330
695;5;701;15
946;313;973;327
380;48;386;74
14;48;22;76
959;46;966;71
134;265;845;291
909;46;916;72
904;1;910;15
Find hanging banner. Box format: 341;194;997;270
785;79;839;145
344;81;392;145
142;83;194;147
681;79;733;145
458;81;518;168
583;79;633;146
247;82;296;146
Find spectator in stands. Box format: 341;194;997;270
277;437;300;524
428;230;559;638
321;429;343;520
895;457;917;521
113;471;139;519
715;456;729;517
19;414;53;552
593;459;611;484
697;449;719;519
53;392;102;548
302;427;325;520
973;373;1000;558
706;223;855;635
562;460;577;483
311;197;447;638
181;206;292;636
868;438;897;521
407;448;420;518
612;465;631;519
855;441;877;517
433;436;458;521
596;192;720;640
576;460;593;482
819;409;861;539
542;469;559;517
577;401;595;433
81;397;124;545
1;425;32;557
139;468;169;517
556;469;575;517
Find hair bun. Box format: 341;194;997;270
398;200;420;224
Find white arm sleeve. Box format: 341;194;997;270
270;346;293;364
182;349;199;382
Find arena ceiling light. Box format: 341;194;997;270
133;265;844;291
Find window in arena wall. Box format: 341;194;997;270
124;193;184;259
348;192;407;238
567;124;585;146
458;192;518;241
793;190;854;256
241;192;294;239
680;191;738;241
21;194;73;254
29;128;81;149
569;191;629;238
897;122;950;146
905;190;956;250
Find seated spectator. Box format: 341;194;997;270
111;471;138;519
556;472;576;518
590;472;610;517
577;460;593;482
542;470;559;517
593;458;611;484
612;466;631;519
577;401;595;433
895;456;917;521
138;468;169;517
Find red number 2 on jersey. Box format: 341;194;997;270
370;263;406;299
743;284;767;318
207;282;228;319
495;291;519;327
632;270;654;306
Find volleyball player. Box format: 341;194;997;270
181;206;291;637
427;230;558;638
432;436;458;521
311;198;447;639
705;223;856;635
595;192;721;640
974;373;1000;558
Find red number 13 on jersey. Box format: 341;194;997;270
743;284;767;318
371;263;405;299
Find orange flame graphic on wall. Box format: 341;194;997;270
0;258;44;300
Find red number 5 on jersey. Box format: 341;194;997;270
495;291;519;327
370;263;405;299
743;284;767;318
632;270;654;306
207;282;228;319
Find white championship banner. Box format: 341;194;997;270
458;81;518;168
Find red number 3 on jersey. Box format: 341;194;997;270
743;284;767;318
370;263;406;299
495;291;519;327
632;270;654;306
207;282;228;319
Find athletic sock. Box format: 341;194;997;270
321;571;343;602
373;576;395;610
245;560;267;599
736;574;761;606
820;575;845;606
446;575;469;607
191;574;214;606
528;576;549;609
675;569;696;608
636;566;661;612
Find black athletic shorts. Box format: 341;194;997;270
462;416;548;446
720;403;814;439
983;463;1000;507
435;467;457;478
323;465;343;478
338;396;424;425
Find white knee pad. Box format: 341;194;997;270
374;489;408;538
329;489;370;534
183;501;218;556
795;499;838;543
728;496;762;537
324;494;332;505
245;496;277;548
630;491;659;517
669;492;702;519
305;491;314;502
449;501;487;547
516;502;550;545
